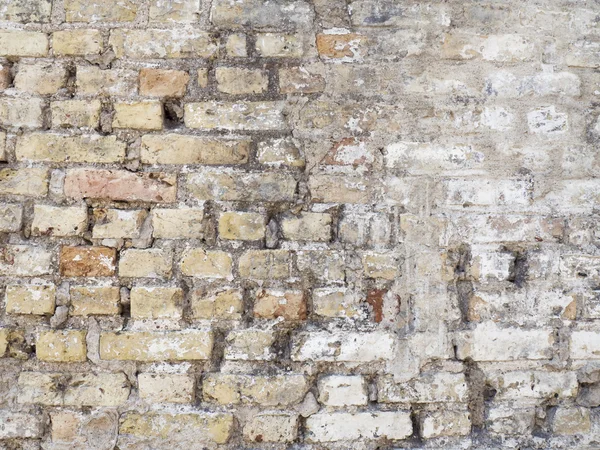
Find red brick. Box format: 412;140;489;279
60;246;117;277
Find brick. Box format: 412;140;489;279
292;331;396;362
385;142;484;173
0;329;6;356
306;412;412;442
0;204;23;232
0;245;53;276
51;100;102;128
17;133;124;163
118;412;233;446
14;64;67;95
225;34;247;57
190;288;243;320
486;371;577;401
362;252;399;280
219;212;265;240
130;286;183;319
442;33;536;62
197;68;208;87
0;0;51;22
239;250;291;279
70;286;120;316
50;410;118;446
254;289;306;320
52;29;102;56
60;246;117;277
64;169;177;203
113;101;163;130
0;411;44;439
313;288;360;318
151;207;205;239
566;40;600;68
110;29;217;59
92;208;146;239
456;322;554;361
211;0;312;28
255;33;306;57
378;372;468;403
31;205;88;237
141;134;249;165
442;178;532;208
37;330;87;362
0;67;9;92
279;67;325;94
140;68;190;97
224;329;275;360
65;0;141;22
487;406;535;435
216;67;268;95
185;101;286;130
149;0;201;23
0;31;48;57
257;137;305;167
203;373;308;406
138;373;194;403
339;211;391;247
243;413;298;443
317;32;368;61
281;212;332;242
421;409;471;439
297;251;345;282
5;284;55;315
0;97;44;129
180;248;232;279
318;375;367;406
187;170;296;202
119;248;172;278
552;407;591;435
76;66;138;96
571;330;600;359
309;175;371;203
527;106;568;135
18;372;130;406
100;330;212;361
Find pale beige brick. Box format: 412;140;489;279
65;0;141;22
0;0;52;23
5;284;55;315
141;134;249;165
0;204;23;233
138;373;194;403
31;205;88;237
37;330;87;362
119;248;172;278
150;0;201;22
70;286;120;316
151;207;205;239
224;328;275;360
76;66;138;96
318;375;367;406
239;250;291;279
14;64;67;95
257;137;305;167
256;34;305;57
100;330;213;361
184;101;286;130
180;248;233;279
92;209;147;239
109;29;217;59
244;413;299;443
219;212;265;240
0;31;48;57
113;101;163;131
362;252;400;280
140;68;190;97
0;245;53;276
51;100;102;128
16;133;124;163
0;97;44;129
197;68;208;88
130;286;183;319
52;29;103;55
216;67;268;94
190;288;243;320
0;168;48;197
226;34;247;57
281;212;332;242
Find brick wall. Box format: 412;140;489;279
0;0;599;448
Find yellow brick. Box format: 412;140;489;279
31;205;88;237
100;330;213;361
51;100;102;128
138;373;194;403
180;248;233;279
190;288;243;320
65;0;141;22
70;286;120;316
0;31;48;57
17;133;124;163
52;29;103;56
119;249;172;279
151;208;205;239
5;285;55;315
92;209;147;239
37;330;87;362
0;328;7;357
130;286;183;319
113;102;163;131
219;212;265;240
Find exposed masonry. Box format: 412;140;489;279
0;0;599;448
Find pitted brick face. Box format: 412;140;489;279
0;0;598;448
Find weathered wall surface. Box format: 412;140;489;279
0;0;599;448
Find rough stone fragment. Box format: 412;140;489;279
216;67;268;95
0;411;44;439
92;209;146;239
